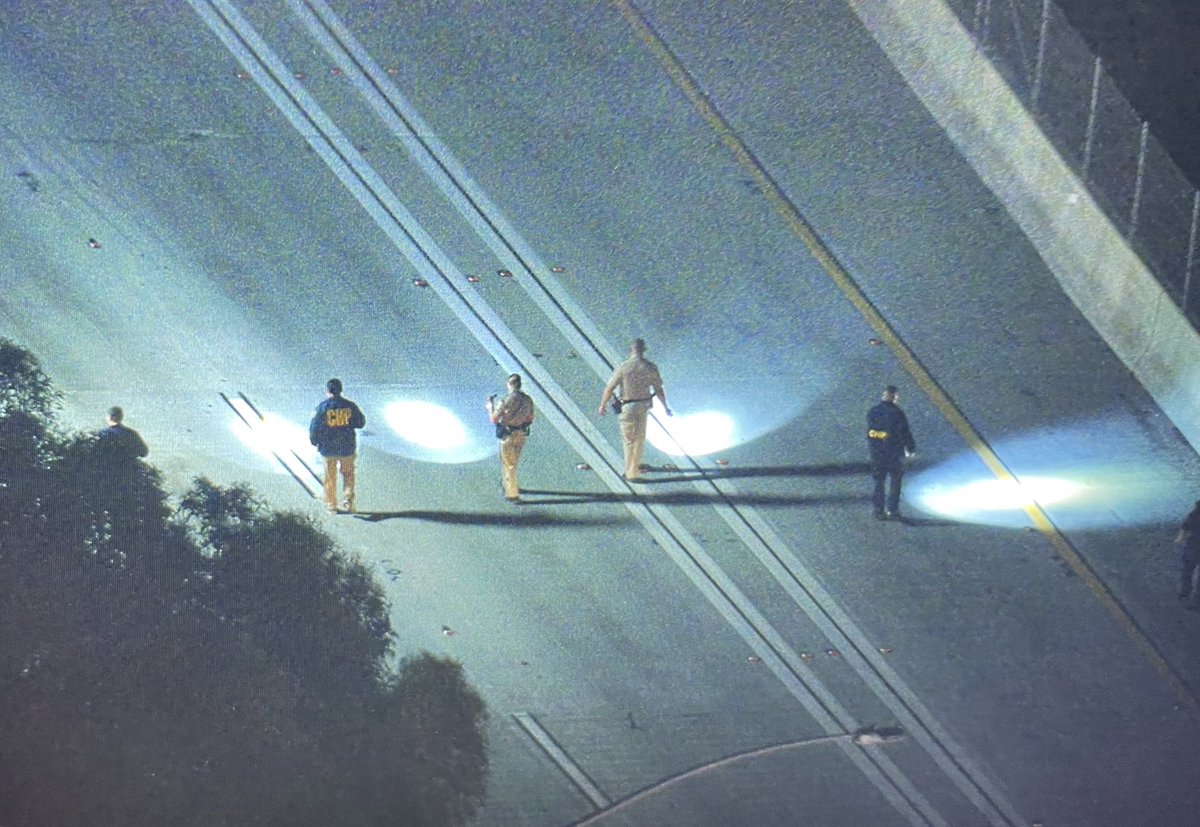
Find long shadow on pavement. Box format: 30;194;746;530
350;501;959;527
352;509;630;527
517;489;867;507
634;461;872;482
889;514;960;528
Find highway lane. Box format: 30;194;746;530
1;4;932;824
290;1;1200;821
187;5;980;822
4;1;1200;825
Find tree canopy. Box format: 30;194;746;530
0;340;489;826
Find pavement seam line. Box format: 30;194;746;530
512;713;611;810
286;0;625;381
220;391;320;498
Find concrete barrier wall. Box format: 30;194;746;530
845;0;1200;456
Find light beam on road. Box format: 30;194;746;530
919;476;1083;520
226;397;320;495
907;414;1192;528
230;407;313;463
384;400;467;450
378;398;491;463
647;409;735;456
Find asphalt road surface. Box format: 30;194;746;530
3;2;1200;825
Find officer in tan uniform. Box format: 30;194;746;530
598;338;672;481
487;374;535;502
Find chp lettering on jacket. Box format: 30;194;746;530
326;407;353;428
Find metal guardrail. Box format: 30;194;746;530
942;0;1200;322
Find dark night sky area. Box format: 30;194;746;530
1054;0;1200;187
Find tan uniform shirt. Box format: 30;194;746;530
496;390;534;429
604;357;662;402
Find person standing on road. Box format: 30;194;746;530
309;378;366;514
867;385;915;520
97;406;149;463
93;405;153;556
1175;499;1200;606
487;373;535;503
598;338;672;481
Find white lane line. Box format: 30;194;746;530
286;0;624;379
221;391;321;498
512;712;612;810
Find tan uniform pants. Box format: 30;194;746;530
500;431;527;498
323;454;356;511
618;402;650;480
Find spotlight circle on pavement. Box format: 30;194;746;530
230;412;315;465
646;410;735;457
384;400;467;450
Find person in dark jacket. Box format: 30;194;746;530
95;406;151;550
1175;500;1200;606
867;385;916;520
97;406;149;462
309;378;366;513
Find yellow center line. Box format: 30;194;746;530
611;0;1198;714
